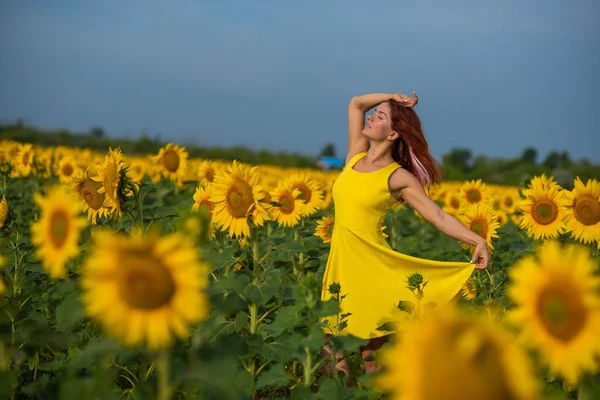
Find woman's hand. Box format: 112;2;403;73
471;240;489;269
392;91;418;107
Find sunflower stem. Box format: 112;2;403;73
136;185;144;231
155;351;172;400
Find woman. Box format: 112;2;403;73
320;91;489;383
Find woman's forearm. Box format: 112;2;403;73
434;210;485;247
350;93;395;112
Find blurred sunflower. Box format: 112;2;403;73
211;160;269;238
269;182;304;228
458;179;491;207
563;177;600;245
374;307;540;400
126;159;146;183
80;230;211;350
507;240;600;384
93;147;127;218
381;225;389;239
198;160;217;184
57;156;79;183
13;143;34;177
192;184;215;239
31;185;87;279
499;188;520;214
519;183;569;240
442;190;463;215
314;216;335;244
69;166;110;224
154;143;188;183
33;149;53;178
0;197;8;230
458;203;500;254
286;173;324;216
493;209;509;227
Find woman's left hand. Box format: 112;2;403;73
392;91;418;107
471;240;489;269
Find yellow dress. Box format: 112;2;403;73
320;151;475;339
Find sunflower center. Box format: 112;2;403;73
62;163;74;177
49;210;69;248
206;168;215;182
119;255;175;310
503;196;514;208
470;218;488;239
279;193;295;215
294;183;312;202
162;149;180;173
82;179;106;211
531;199;558;225
226;180;254;218
537;283;588;343
466;189;481;204
450;197;460;209
573;196;600;226
22;151;31;166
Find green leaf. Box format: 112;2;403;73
68;337;121;370
234;311;247;332
55;292;84;332
255;363;290;389
317;299;341;318
244;284;263;304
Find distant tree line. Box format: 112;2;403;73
1;122;598;187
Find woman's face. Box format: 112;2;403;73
362;101;394;141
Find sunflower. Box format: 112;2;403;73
443;190;463;215
0;197;8;230
57;156;79;183
69;166;110;224
198;160;217;185
30;185;87;279
381;225;389;238
192;184;215;239
154;143;188;183
461;277;478;300
33;149;53;178
374;307;540;400
93;147;127;217
285;173;324;216
210;160;269;238
459;179;491;207
314;216;335;243
80;230;211;350
126;159;146;183
563;177;600;245
507;240;600;384
458;203;500;254
499;188;520;214
13;143;34;177
268;182;304;228
528;174;561;191
493;209;509;227
518;183;570;240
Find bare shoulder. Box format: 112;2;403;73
388;167;420;194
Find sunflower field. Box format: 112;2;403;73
0;138;599;400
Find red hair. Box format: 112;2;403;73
388;101;443;186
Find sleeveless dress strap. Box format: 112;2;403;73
345;151;367;169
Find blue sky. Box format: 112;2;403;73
1;0;599;162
